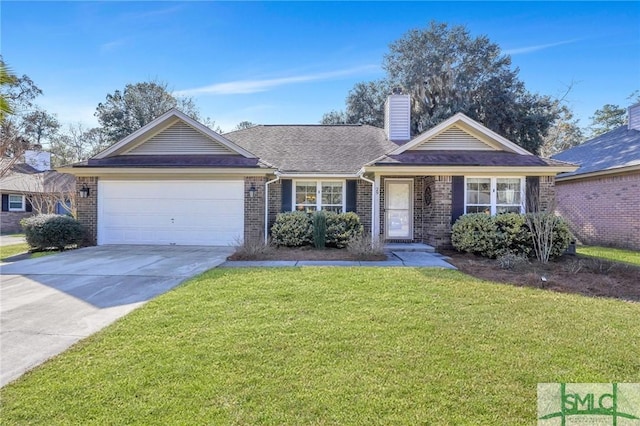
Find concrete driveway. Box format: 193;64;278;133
0;245;234;387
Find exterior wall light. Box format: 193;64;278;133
79;184;90;198
248;184;257;198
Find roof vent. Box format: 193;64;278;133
628;103;640;131
384;93;411;143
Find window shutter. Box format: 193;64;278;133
526;176;540;213
281;179;292;212
1;194;8;212
345;180;357;212
25;197;33;212
451;176;465;224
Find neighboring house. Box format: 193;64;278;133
552;103;640;250
1;151;76;233
59;94;575;248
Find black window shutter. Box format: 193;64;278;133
451;176;465;224
345;180;357;212
281;179;292;212
526;176;540;213
1;194;8;212
25;197;33;212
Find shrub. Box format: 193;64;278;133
270;212;312;247
451;213;497;257
347;233;386;259
326;212;363;248
493;213;532;257
524;212;573;262
497;251;529;270
21;214;85;251
312;211;327;249
232;237;273;260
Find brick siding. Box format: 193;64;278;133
76;176;98;246
555;172;640;250
244;176;266;244
355;179;372;234
267;180;282;236
1;210;33;233
423;176;453;249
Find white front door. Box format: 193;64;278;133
385;179;412;239
98;180;244;246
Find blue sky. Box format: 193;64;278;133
2;1;639;133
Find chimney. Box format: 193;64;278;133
628;103;640;131
24;150;51;171
384;90;411;143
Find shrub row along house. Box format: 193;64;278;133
552;103;640;251
59;94;576;248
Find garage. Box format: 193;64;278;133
98;180;244;246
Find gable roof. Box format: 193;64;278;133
390;113;532;156
552;125;640;179
225;124;397;174
94;109;257;159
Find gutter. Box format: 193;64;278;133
264;172;281;243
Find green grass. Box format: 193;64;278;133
1;268;638;425
577;245;640;266
0;243;57;262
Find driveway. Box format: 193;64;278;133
0;245;234;387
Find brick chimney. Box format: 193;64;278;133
628;103;640;131
384;89;411;143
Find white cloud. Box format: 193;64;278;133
504;39;581;55
100;39;127;53
175;65;380;96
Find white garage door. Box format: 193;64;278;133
98;180;244;246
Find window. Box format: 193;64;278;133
8;194;25;211
294;181;344;213
465;177;523;215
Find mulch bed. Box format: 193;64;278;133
228;246;387;262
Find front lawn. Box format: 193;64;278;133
0;243;58;262
577;245;640;266
1;268;638;424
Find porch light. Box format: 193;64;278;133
248;184;257;198
79;184;90;198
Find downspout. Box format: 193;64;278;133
357;170;377;240
264;172;281;244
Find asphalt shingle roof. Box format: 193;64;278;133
0;161;74;194
375;150;552;167
84;155;263;168
551;125;640;178
225;124;398;173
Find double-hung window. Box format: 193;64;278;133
465;177;524;215
294;181;344;213
8;194;25;211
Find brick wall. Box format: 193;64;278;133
423;175;453;249
244;176;266;244
1;211;32;233
555;172;640;250
267;180;282;236
538;176;556;211
355;179;372;234
76;176;98;246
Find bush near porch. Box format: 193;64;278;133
271;211;363;248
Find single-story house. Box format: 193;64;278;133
552;103;640;250
1;152;75;233
59;94;576;248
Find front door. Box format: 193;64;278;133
385;179;412;239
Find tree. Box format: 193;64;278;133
324;22;561;154
321;110;348;125
233;121;257;131
95;80;201;144
539;106;584;157
49;124;110;167
588;104;627;137
0;60;46;177
0;60;17;121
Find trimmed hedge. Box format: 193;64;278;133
271;211;363;248
21;214;85;250
451;212;572;260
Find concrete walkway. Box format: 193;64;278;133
0;234;26;247
0;245;234;387
221;251;456;269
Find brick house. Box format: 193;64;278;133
60;94;575;248
552;103;640;250
1;152;75;233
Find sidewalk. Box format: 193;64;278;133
221;251;456;269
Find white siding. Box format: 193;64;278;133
126;122;235;155
413;125;498;151
628;104;640;131
385;95;411;142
